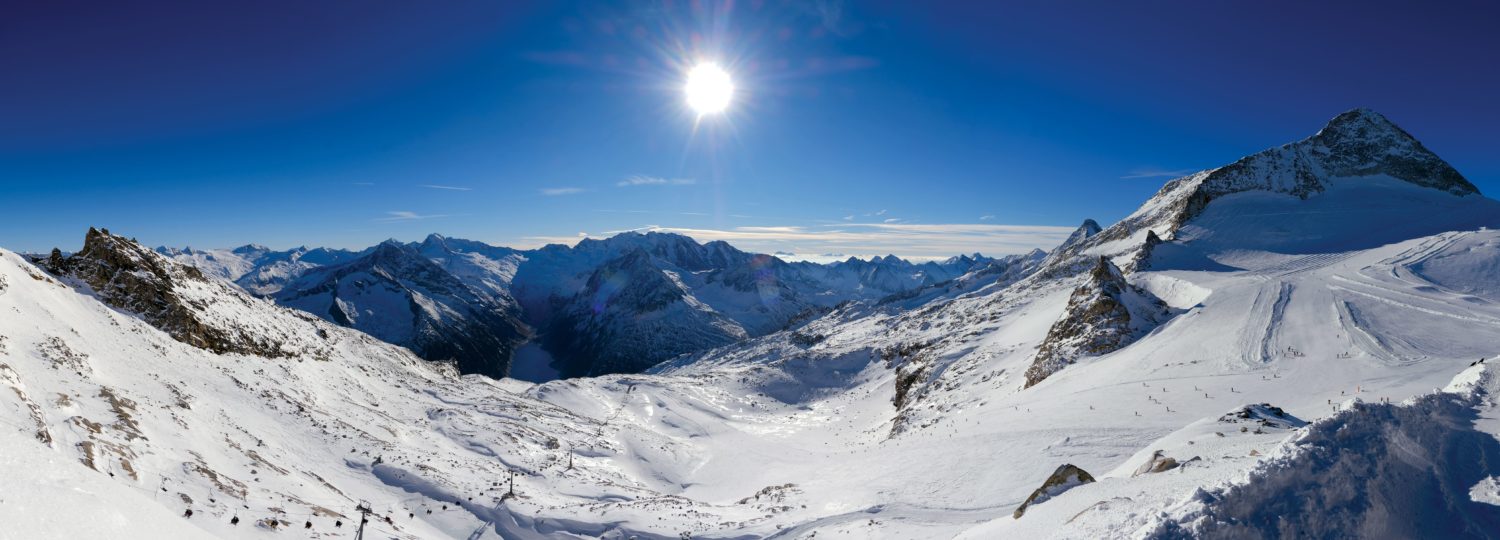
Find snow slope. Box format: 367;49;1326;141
0;428;214;540
5;108;1500;539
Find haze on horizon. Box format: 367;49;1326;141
3;1;1498;260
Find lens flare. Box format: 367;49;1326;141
685;62;733;115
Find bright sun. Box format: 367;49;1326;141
685;62;733;115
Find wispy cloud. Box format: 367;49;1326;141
1121;167;1197;179
521;235;593;246
979;215;996;221
420;184;472;191
883;218;901;223
374;211;448;223
617;175;696;187
572;222;1075;260
736;226;804;233
540;187;585;196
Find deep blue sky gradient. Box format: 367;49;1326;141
4;1;1498;258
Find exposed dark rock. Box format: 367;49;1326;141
1219;403;1308;430
1013;464;1096;519
1024;257;1168;388
1057;219;1103;253
1128;230;1164;273
40;228;294;357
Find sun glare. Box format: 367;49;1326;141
685;62;733;115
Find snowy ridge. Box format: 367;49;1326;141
1038;109;1486;280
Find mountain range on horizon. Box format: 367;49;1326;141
142;227;1019;380
95;108;1482;385
8;108;1500;538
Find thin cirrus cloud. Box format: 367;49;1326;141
617;175;696;187
1121;167;1197;179
419;184;472;191
374;211;449;223
520;222;1075;260
540;187;586;196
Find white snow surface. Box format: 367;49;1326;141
10;218;1500;538
9;114;1500;537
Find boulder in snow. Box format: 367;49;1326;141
1217;403;1307;430
1132;449;1182;477
1013;464;1096;519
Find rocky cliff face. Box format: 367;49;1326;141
1024;256;1167;388
41;228;300;357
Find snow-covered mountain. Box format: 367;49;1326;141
273;241;530;378
155;243;363;296
160;229;1002;380
543;247;749;377
10;108;1500;538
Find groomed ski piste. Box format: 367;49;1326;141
3;110;1500;539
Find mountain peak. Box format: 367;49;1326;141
231;243;271;255
1301;108;1477;196
1056;219;1103;252
369;240;417;261
1322;107;1390;128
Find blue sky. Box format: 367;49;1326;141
4;1;1498;259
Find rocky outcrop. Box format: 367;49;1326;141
1127;230;1164;273
1013;464;1096;519
1024;257;1168;388
1218;403;1307;430
41;228;296;357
